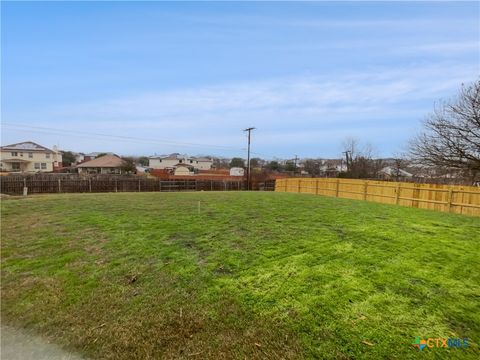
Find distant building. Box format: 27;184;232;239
230;167;245;177
74;153;85;164
75;152;115;165
319;159;347;177
0;141;62;173
378;166;413;179
136;165;149;174
173;164;194;176
149;153;213;172
76;154;126;174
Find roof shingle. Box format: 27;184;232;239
76;155;126;168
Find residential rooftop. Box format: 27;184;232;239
0;141;55;153
76;155;126;168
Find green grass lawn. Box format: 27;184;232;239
1;192;479;359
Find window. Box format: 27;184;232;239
34;163;40;169
190;160;193;163
11;152;18;156
20;152;24;157
179;160;183;163
41;163;47;170
159;159;162;162
28;153;33;158
12;163;20;171
46;153;50;159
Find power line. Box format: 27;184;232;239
2;122;283;159
2;122;243;151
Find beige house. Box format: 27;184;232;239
0;141;62;173
76;154;126;174
149;153;213;172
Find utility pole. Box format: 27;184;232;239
244;127;255;190
342;151;351;172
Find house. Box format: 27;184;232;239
75;152;115;165
149;153;213;172
319;159;348;177
194;157;214;170
136;165;149;174
173;163;194;176
230;167;245;176
378;166;413;179
0;141;63;173
76;154;126;174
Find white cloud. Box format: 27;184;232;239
394;41;480;56
4;62;478;157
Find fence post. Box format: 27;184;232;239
58;179;61;193
298;179;302;193
159;180;162;192
315;179;319;195
89;178;92;192
335;179;340;197
115;179;118;192
210;180;213;191
363;181;368;200
447;187;453;213
138;179;141;192
23;178;28;196
395;183;401;205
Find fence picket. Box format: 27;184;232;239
0;176;256;196
276;178;480;217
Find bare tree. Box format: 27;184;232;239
341;137;358;171
303;159;322;176
341;138;383;178
389;158;403;179
212;157;230;169
409;80;480;181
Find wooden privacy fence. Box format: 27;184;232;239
0;177;247;195
275;178;480;217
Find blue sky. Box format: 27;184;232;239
2;1;479;159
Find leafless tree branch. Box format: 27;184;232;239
409;80;480;181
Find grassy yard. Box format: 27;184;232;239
1;192;479;359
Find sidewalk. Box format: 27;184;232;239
1;325;84;360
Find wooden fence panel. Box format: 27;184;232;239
275;178;480;217
0;177;249;195
61;179;90;193
0;178;24;194
337;179;364;201
28;179;58;194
